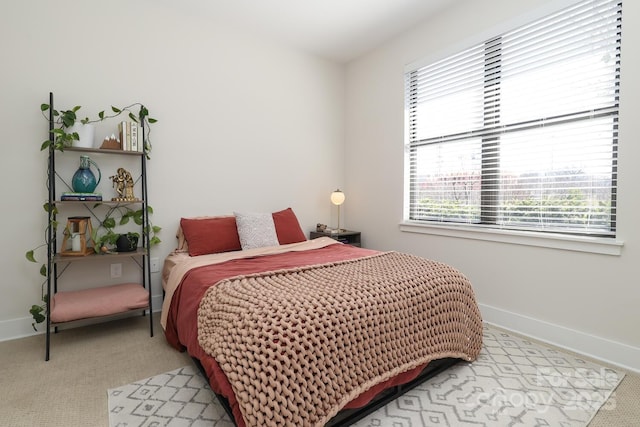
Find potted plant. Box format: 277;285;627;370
40;103;157;157
116;232;140;252
92;205;160;254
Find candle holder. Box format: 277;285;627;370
60;217;94;256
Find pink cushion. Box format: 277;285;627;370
272;208;307;244
50;283;148;323
180;216;242;256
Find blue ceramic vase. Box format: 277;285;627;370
72;155;101;193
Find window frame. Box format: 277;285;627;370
401;0;624;255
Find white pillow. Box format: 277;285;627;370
234;211;279;250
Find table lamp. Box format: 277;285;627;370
330;189;346;233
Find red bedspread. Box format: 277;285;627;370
164;243;466;426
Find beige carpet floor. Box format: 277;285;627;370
0;314;638;426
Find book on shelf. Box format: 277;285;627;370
126;121;131;151
116;120;144;152
118;121;125;151
130;121;139;152
118;120;131;151
61;192;103;201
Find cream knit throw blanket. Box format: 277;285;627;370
198;252;483;427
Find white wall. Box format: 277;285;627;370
346;0;640;372
0;1;345;339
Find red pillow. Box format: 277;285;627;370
180;216;242;256
272;208;307;245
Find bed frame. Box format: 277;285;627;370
192;356;460;426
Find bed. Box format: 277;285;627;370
162;209;483;426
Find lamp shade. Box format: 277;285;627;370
330;189;345;206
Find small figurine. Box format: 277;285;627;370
110;167;139;201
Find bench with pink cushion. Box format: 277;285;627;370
50;283;149;323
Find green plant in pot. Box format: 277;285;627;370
40;103;157;157
116;232;140;252
92;205;160;254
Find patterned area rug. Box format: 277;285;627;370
108;365;232;427
107;325;623;426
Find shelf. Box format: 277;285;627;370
54;248;147;263
52;200;144;206
62;146;144;156
42;92;153;361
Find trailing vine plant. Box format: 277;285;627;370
40;103;157;158
25;202;57;329
26;100;160;330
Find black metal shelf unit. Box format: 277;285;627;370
44;92;153;361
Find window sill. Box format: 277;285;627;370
399;221;624;256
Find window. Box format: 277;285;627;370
405;0;621;238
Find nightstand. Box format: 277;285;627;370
309;230;361;247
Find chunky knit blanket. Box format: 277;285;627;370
197;251;483;427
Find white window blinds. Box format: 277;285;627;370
405;0;621;237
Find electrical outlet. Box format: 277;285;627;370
150;257;160;273
110;263;122;278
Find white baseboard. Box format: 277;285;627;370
0;294;165;343
0;315;39;342
480;303;640;374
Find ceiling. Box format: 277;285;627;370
174;0;456;62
